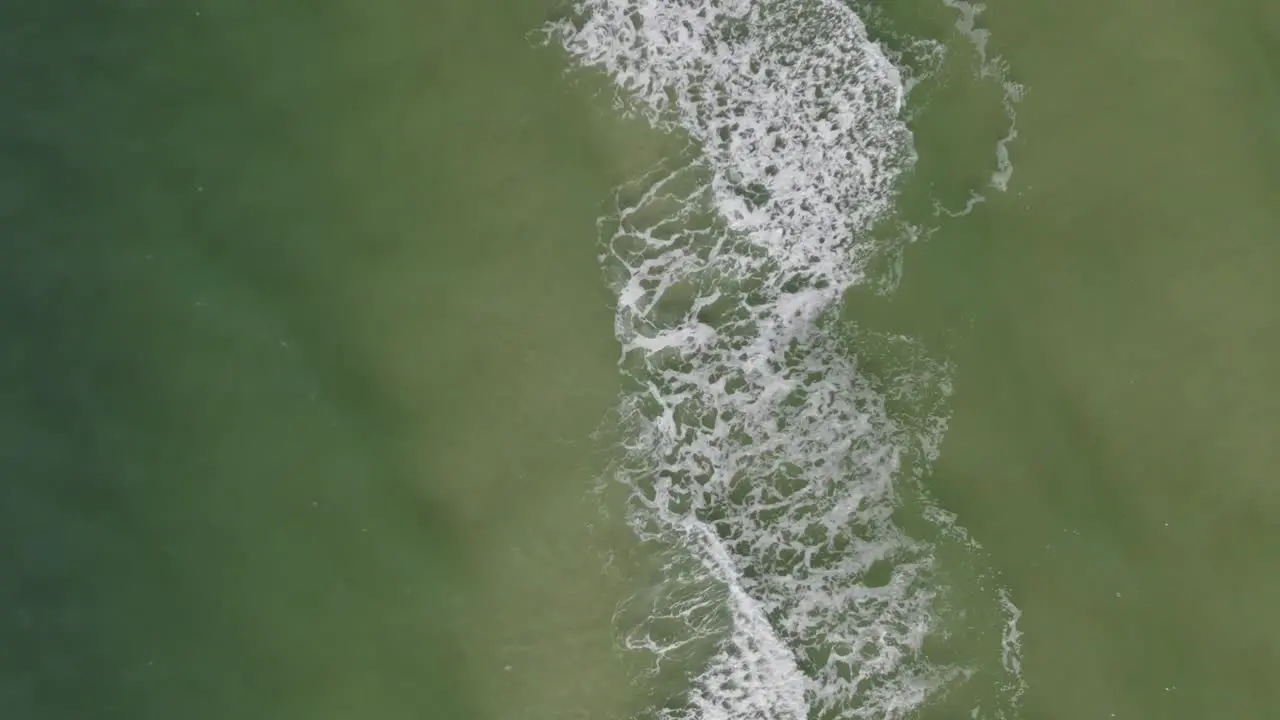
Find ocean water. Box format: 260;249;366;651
541;1;1023;717
3;1;1280;720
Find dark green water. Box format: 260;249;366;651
2;2;649;718
3;1;1279;719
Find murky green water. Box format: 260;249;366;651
859;1;1280;717
2;2;653;718
3;1;1278;719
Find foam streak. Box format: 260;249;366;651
545;2;1024;717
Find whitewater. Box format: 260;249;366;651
543;1;1025;717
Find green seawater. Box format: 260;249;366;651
2;1;1278;719
2;2;656;718
856;1;1280;717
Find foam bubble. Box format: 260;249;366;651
543;1;1025;717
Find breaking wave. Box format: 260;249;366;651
542;1;1025;717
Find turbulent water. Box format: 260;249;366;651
543;1;1024;717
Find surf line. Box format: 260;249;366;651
541;1;1026;717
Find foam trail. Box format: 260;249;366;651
939;0;1023;191
543;1;1025;717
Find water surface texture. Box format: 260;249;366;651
2;1;1278;719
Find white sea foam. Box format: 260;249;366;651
939;0;1023;193
543;1;1024;717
